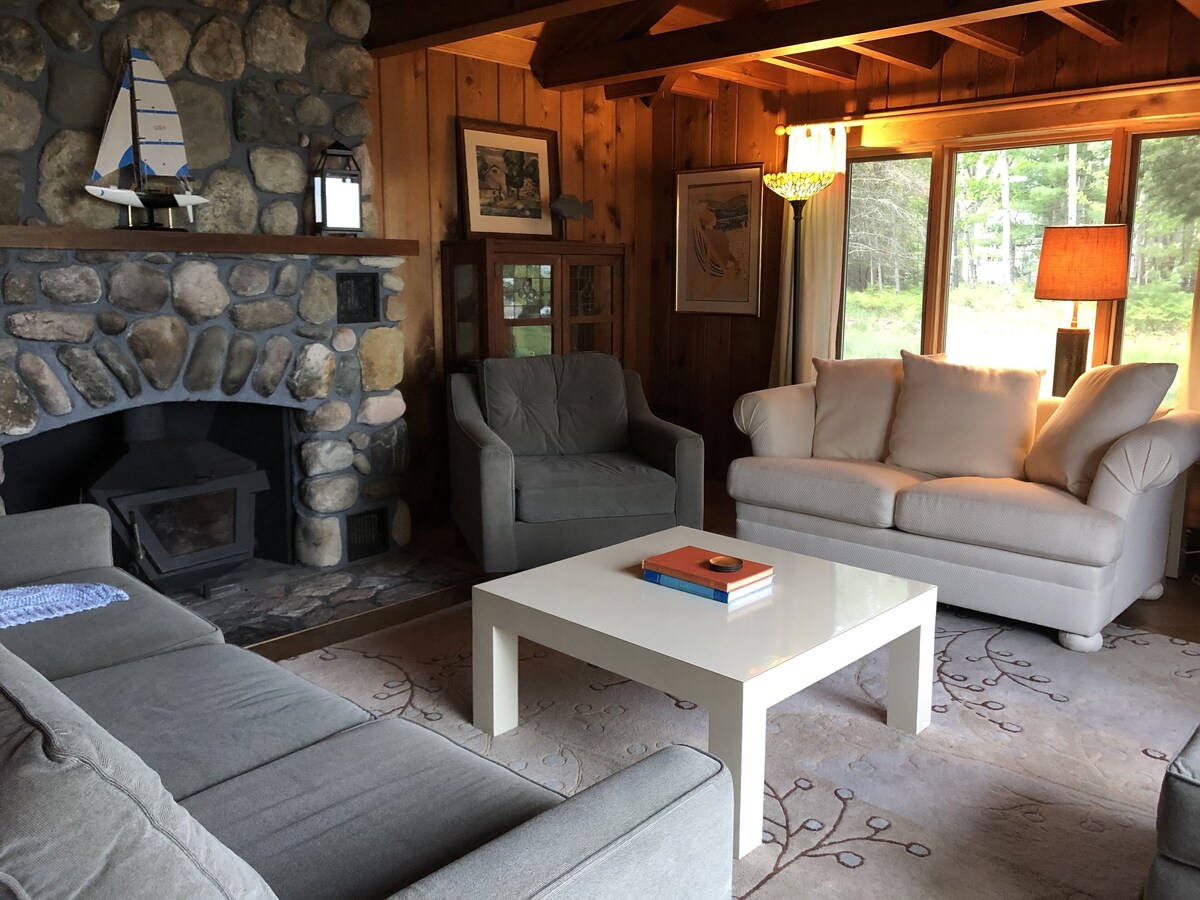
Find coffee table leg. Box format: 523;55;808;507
886;607;934;734
472;603;519;735
708;699;766;859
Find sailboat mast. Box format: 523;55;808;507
126;41;144;193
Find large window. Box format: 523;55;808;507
944;141;1112;392
841;157;932;358
1122;133;1200;404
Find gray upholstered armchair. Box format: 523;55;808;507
448;354;703;572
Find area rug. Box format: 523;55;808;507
281;605;1199;899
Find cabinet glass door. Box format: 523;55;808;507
566;259;619;355
498;259;556;357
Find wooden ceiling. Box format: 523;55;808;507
365;0;1193;104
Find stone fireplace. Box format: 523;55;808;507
0;241;411;569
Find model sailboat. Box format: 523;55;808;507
85;45;207;227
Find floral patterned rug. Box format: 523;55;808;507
280;604;1199;899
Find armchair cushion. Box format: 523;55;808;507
1025;362;1177;499
887;351;1040;479
480;354;628;456
812;356;903;461
515;452;676;523
728;457;934;528
894;476;1125;566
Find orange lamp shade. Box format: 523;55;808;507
1034;224;1130;301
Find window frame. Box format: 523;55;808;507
840;116;1200;365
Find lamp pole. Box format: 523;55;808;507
788;198;807;384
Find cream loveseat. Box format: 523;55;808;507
728;353;1200;652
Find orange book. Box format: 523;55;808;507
642;546;773;592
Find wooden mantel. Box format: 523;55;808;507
0;226;420;258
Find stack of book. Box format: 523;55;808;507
641;545;773;606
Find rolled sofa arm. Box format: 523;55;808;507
625;372;704;529
0;504;114;587
392;745;733;900
447;374;518;573
732;383;816;458
1088;410;1200;517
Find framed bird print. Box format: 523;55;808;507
674;164;763;315
457;118;562;240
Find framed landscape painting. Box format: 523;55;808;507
674;164;763;315
457;118;562;240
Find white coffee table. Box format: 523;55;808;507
471;526;936;858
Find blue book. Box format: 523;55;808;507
642;569;772;605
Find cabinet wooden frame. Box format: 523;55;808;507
441;238;627;372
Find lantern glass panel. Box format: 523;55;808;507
323;175;362;231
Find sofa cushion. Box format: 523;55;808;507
55;643;372;799
182;718;563;900
1157;724;1200;871
727;457;935;528
0;642;277;900
481;354;628;456
1026;362;1178;499
887;351;1041;479
894;476;1125;566
0;565;222;681
514;452;676;522
812;356;903;461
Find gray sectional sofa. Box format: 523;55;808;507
1147;724;1200;899
0;504;734;900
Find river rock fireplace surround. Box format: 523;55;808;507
0;229;416;571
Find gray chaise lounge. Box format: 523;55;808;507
0;504;734;900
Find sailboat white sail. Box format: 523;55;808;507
85;45;207;226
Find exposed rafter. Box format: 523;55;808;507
537;0;1108;89
850;33;945;71
936;18;1028;58
1179;0;1200;20
765;48;860;84
367;0;632;57
1044;3;1125;45
532;0;679;75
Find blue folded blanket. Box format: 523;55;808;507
0;583;129;629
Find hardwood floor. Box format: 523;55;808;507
704;480;1200;644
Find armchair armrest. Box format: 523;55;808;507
447;374;517;572
1088;410;1200;517
624;371;703;528
391;745;733;900
732;383;816;458
0;504;114;587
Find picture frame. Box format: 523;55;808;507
456;118;562;240
674;163;764;316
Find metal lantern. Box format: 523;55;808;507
312;141;363;235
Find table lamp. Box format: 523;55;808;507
1034;224;1129;396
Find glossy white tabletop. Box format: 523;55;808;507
476;527;935;683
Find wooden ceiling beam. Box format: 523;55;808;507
1044;3;1125;45
533;0;679;75
936;17;1028;58
538;0;1109;89
693;60;791;90
1179;0;1200;20
765;48;859;85
437;33;537;68
851;33;946;70
367;0;631;57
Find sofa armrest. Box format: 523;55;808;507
391;745;733;900
1088;410;1200;517
447;374;517;572
625;371;704;528
0;504;114;587
732;383;816;458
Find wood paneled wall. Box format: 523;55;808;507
369;0;1199;518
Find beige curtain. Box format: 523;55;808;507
770;138;848;387
1176;254;1200;411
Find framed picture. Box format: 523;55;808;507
674;164;763;315
457;118;562;240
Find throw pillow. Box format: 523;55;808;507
1025;362;1178;498
886;350;1041;478
812;357;903;461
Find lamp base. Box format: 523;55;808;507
1052;327;1090;397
